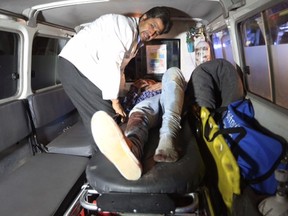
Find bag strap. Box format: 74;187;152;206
203;107;224;141
205;121;247;152
204;106;246;144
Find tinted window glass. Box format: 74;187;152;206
243;14;265;47
212;28;234;64
0;31;18;99
266;3;288;108
241;14;271;100
31;36;67;90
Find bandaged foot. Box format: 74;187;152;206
91;111;142;180
154;134;179;162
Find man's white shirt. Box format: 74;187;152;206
60;14;139;100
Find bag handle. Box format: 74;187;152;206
205;123;247;154
204;109;246;144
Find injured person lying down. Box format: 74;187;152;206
92;67;186;180
91;59;245;181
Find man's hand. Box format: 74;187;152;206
111;99;126;122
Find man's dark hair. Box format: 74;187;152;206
141;6;172;34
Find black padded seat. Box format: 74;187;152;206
28;86;75;129
86;119;205;194
0;153;88;216
0;99;89;216
47;121;93;157
28;86;93;157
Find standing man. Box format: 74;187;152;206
58;7;172;135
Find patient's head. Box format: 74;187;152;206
195;41;211;66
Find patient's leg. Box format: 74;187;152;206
191;59;245;109
91;95;161;180
127;94;162;157
124;111;149;160
154;67;186;162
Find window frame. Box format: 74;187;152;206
31;34;68;91
0;27;23;102
237;0;288;110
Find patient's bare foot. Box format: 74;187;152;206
154;134;179;162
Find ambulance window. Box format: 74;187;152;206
212;28;234;64
0;30;19;100
31;36;67;91
240;0;288;109
266;3;288;108
241;14;271;100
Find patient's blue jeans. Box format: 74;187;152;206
129;67;186;138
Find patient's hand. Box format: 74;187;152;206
132;79;162;92
144;82;162;91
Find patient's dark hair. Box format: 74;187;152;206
141;6;172;34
